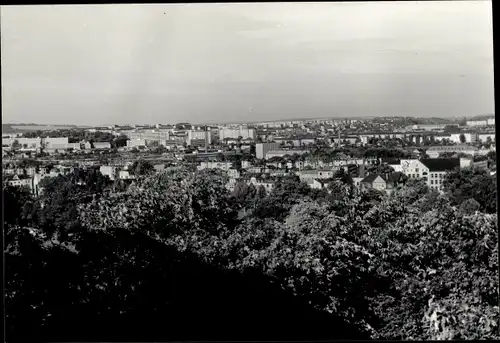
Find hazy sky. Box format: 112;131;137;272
1;2;494;125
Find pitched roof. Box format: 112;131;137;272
420;158;460;172
384;172;407;183
361;173;382;183
361;172;406;184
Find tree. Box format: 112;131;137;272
459;133;466;144
130;160;154;176
12;139;21;150
458;198;480;215
114;134;128;148
5;165;499;341
443;167;497;214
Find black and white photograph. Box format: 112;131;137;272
2;1;498;341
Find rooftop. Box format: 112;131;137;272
420;158;460;172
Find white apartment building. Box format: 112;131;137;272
187;130;211;146
124;129;170;144
99;166;118;181
127;139;147;148
197;161;233;171
219;127;256;141
466;120;489;127
426;145;478;158
296;169;335;183
449;133;477;144
477;133;496;143
256;142;281;159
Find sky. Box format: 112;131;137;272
1;2;494;125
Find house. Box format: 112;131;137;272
241;160;254;169
99;165;118;181
153;164;166;173
119;170;135;180
248;177;275;193
227;168;241;179
360;172;407;195
311;178;333;190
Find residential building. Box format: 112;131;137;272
419;159;460;191
247;177;275;193
219;127;256;141
127;139;147;149
187;130;211;146
449;132;477;144
466;119;488;127
197;161;233;171
5;174;33;190
426;145;478;158
118;170;135;180
359;172;407;195
477;133;496;143
99;166;118;181
256;142;281;159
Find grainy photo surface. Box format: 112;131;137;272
2;2;498;341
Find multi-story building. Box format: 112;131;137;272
247;177;275;193
399;158;460;192
127;139;147;149
466;119;489;127
296;169;336;183
197;161;233;171
448;132;477;144
219;127;256;141
256;142;281;159
426;145;478;158
5;174;33;190
187;130;211;146
477;133;496;143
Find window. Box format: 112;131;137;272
415;168;419;173
431;180;434;184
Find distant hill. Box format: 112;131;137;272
467;114;495;121
2;124;78;133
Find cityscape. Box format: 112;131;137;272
3;2;498;342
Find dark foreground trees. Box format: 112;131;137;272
4;166;499;341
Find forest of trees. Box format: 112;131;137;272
4;165;499;341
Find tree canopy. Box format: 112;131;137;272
5;165;498;341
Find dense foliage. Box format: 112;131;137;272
4;165;499;341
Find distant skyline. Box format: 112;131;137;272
1;2;494;126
